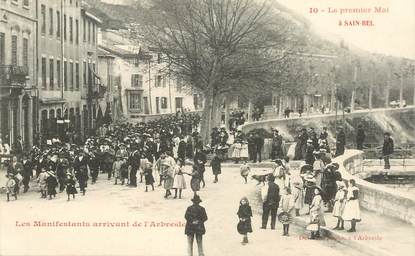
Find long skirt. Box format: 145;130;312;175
304;187;315;205
66;185;78;195
332;200;346;218
342;200;361;221
292;187;304;210
173;174;186;189
164;176;174;190
240;144;249;158
190;177;200;192
145;173;155;185
237;219;252;234
310;209;326;226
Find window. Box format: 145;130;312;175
56;11;61;38
23;0;29;7
0;33;5;65
23;38;28;71
63;14;66;40
75;19;79;44
83;18;86;42
49;8;53;36
56;60;61;88
88;20;91;43
64;61;67;90
83;61;87;87
69;17;73;42
176;77;182;93
11;35;17;66
92;23;95;44
157;53;162;64
155;75;162;87
49;59;54;90
75;63;79;90
129;94;141;110
161;97;168;109
41;57;47;89
131;74;143;88
41;5;46;34
70;62;74;90
162;75;167;87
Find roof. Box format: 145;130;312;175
99;44;152;60
82;10;102;24
97;47;115;58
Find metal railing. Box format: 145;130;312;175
0;65;29;86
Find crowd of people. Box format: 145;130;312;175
2;110;396;255
3;113;209;202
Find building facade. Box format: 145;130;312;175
36;0;103;142
98;30;202;121
0;0;37;149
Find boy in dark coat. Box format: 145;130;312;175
237;197;253;245
65;173;78;201
46;171;58;200
185;195;208;256
210;153;221;183
382;132;394;169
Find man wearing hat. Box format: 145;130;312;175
185;194;208;256
382;132;394;170
73;150;90;195
335;127;346;157
128;144;141;187
21;154;33;193
261;175;280;230
56;152;70;192
253;131;264;163
356;124;365;150
322;162;342;212
271;128;284;160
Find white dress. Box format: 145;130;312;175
332;189;346;217
342;186;361;221
172;137;180;159
172;167;186;189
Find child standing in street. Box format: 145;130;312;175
173;163;186;199
239;161;250;184
279;187;295;236
5;173;17;201
237;197;253;245
143;160;155;192
65;173;78;201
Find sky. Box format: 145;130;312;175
274;0;415;59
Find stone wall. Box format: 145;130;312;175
335;150;415;226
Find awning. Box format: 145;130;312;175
40;98;66;104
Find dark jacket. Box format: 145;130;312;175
265;182;280;206
185;204;208;235
382;137;394;156
210;155;221;175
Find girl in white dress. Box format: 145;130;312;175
173;163;186;199
332;181;347;230
342;179;361;232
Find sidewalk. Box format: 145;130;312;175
294;206;415;256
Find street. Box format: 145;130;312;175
1;166;366;256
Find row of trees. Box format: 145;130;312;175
140;0;414;142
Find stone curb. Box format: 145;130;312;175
291;217;392;256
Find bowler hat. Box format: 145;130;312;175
191;194;202;203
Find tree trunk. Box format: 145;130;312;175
368;84;373;110
350;89;356;112
247;100;252;122
385;72;390;107
200;88;215;144
399;76;404;108
224;95;230;129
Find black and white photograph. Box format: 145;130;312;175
0;0;414;255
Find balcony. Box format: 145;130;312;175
0;65;29;87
